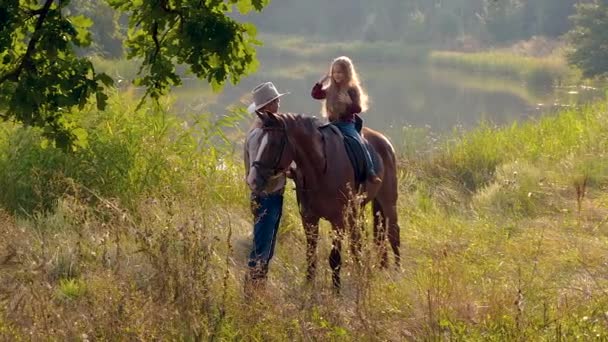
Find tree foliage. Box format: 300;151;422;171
567;0;608;78
248;0;577;44
0;0;268;148
67;0;125;58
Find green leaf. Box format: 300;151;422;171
210;78;223;92
96;91;108;110
242;22;257;36
40;139;50;149
251;0;268;11
2;54;12;65
71;127;89;149
96;73;114;87
69;15;93;29
235;0;253;14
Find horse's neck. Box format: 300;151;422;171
287;117;327;186
293;136;325;176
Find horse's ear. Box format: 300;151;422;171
266;111;279;122
256;110;280;127
255;110;267;122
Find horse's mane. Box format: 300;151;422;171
277;112;325;133
276;113;336;176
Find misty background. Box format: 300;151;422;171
71;0;604;140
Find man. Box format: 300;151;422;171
243;82;289;283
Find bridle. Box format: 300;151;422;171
251;113;329;194
251;124;291;178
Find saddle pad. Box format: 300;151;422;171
319;124;379;186
343;135;367;184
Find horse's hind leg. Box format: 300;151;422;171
384;204;401;268
372;199;388;268
376;196;401;268
303;217;320;282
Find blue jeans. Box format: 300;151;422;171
248;192;283;278
332;121;377;177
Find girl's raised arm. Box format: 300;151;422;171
311;82;326;100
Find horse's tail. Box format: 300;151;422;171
364;127;400;268
362;127;396;183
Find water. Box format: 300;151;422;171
170;57;603;143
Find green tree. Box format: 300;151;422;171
521;0;577;38
483;0;525;42
0;0;268;148
67;0;125;58
567;0;608;78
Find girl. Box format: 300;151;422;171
311;56;381;185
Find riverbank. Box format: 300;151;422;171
1;92;607;340
429;50;573;88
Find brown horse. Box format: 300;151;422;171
247;111;400;290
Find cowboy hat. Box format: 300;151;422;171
247;82;289;114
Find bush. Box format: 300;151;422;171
0;91;247;214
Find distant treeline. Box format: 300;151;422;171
73;0;583;58
245;0;580;44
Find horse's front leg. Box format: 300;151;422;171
329;223;345;292
372;200;388;268
303;216;320;282
347;208;362;266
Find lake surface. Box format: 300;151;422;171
169;55;603;144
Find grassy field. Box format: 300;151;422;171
1;91;608;340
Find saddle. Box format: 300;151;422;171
319;117;380;186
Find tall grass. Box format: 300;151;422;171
1;96;608;340
0;89;248;214
430;102;608;193
429;50;573;88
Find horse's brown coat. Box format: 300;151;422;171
250;112;400;290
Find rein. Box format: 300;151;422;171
251;126;289;176
253;114;332;194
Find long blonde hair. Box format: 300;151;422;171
321;56;369;120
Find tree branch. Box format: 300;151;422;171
151;21;160;62
160;17;182;45
28;8;46;16
160;0;185;25
159;0;179;14
0;0;55;84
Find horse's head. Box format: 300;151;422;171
247;111;295;193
